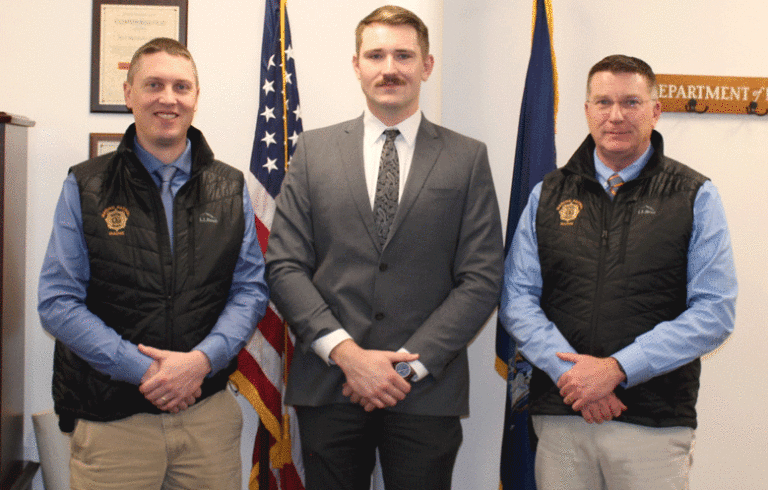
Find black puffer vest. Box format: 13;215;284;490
53;125;245;431
531;131;708;429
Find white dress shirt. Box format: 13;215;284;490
311;109;428;381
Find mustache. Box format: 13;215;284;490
376;76;406;87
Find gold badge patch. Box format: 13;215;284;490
101;206;130;236
556;200;583;226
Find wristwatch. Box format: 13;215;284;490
393;361;415;381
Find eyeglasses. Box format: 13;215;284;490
588;97;655;114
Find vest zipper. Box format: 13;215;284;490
589;203;610;354
187;208;195;277
618;201;633;264
151;175;175;350
166;216;175;350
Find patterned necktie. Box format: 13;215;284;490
607;173;624;197
374;129;400;247
157;165;177;247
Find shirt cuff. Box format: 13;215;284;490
193;338;222;375
397;347;428;382
114;344;154;385
551;361;576;387
612;342;653;388
312;329;353;365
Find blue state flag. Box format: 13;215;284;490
496;0;557;488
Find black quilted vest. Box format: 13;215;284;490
53;125;244;431
531;131;708;429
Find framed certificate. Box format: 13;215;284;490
90;0;188;113
89;133;123;158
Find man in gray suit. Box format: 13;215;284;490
265;5;503;490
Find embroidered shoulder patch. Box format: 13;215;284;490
101;206;130;236
556;200;583;226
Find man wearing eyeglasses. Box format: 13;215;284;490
499;54;737;489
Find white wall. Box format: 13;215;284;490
1;1;765;489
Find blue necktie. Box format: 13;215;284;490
157;165;177;248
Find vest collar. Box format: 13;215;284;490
563;130;667;184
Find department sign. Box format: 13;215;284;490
656;74;768;115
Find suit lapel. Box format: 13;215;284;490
338;115;381;249
390;117;442;236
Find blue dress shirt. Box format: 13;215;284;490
38;138;269;385
499;146;737;388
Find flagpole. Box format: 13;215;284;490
278;0;295;475
280;0;289;170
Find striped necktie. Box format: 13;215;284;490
607;173;624;197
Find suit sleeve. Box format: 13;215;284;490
402;142;504;379
266;134;345;352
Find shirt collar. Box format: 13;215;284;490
363;108;422;148
593;143;654;186
133;135;193;177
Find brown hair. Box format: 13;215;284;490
355;5;429;58
587;54;657;98
126;37;198;86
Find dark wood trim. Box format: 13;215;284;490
1;462;39;490
0;114;35;127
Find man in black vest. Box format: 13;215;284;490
38;38;269;489
500;55;737;489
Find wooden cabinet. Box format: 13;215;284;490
0;112;37;490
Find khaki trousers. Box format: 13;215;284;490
533;415;694;490
70;388;242;490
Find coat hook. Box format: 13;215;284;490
685;99;708;113
746;101;768;116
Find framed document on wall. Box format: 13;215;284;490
90;0;188;113
89;133;123;158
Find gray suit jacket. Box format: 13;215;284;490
265;115;503;416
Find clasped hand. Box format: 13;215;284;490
332;340;418;412
138;344;211;414
556;352;627;424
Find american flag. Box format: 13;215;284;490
229;0;304;488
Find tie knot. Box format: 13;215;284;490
157;165;176;184
383;128;400;142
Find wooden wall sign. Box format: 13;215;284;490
656;74;768;116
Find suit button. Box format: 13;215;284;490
379;263;388;271
375;313;385;320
